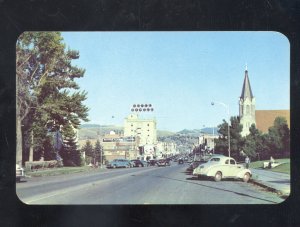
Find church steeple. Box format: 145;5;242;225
240;67;254;100
239;67;256;137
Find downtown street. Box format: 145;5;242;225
16;162;284;205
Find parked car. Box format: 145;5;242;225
193;155;251;182
141;160;149;167
178;158;184;164
157;159;171;167
148;159;157;166
16;164;25;182
186;160;205;172
106;159;131;168
131;159;145;167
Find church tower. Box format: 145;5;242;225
239;66;256;137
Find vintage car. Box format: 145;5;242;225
106;159;131;168
131;159;146;167
156;159;171;167
16;164;25;182
141;160;149;167
178;158;184;164
148;159;157;166
186;160;206;172
193;155;251;182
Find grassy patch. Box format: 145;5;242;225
250;158;290;174
270;162;290;174
249;160;266;169
26;166;98;177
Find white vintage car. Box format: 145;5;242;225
16;164;25;182
193;155;251;182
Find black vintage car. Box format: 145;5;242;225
178;158;184;164
186;159;209;173
130;159;145;167
148;159;157;166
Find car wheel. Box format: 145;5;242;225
214;171;222;182
243;172;251;182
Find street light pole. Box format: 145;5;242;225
211;101;230;158
212;126;215;154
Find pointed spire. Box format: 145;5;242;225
245;63;248;71
240;68;254;100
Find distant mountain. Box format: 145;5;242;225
79;124;217;140
177;128;218;135
200;127;218;135
79;124;101;128
157;130;176;137
78;124;123;139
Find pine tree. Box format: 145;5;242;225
81;140;94;165
61;123;81;166
94;139;102;165
16;32;89;164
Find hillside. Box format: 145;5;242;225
78;124;216;140
78;124;123;140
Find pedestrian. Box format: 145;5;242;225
269;156;275;168
245;156;250;169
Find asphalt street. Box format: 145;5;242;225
16;162;284;205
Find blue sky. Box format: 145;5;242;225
61;32;290;132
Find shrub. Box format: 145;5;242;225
25;160;59;171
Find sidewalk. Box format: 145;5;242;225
250;168;290;196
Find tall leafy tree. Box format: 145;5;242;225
215;116;243;159
16;32;89;165
229;116;244;159
243;124;268;159
267;117;290;158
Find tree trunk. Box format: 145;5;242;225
16;116;23;166
29;130;33;162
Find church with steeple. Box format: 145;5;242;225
239;66;256;137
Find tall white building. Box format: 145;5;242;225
123;113;157;146
239;67;256;137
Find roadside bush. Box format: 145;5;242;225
25;160;59;171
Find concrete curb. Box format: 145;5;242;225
250;175;290;199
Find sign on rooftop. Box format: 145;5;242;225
131;104;154;112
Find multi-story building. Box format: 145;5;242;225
198;132;218;151
101;131;137;162
124;113;157;159
156;142;177;158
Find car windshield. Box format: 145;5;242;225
210;158;220;162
